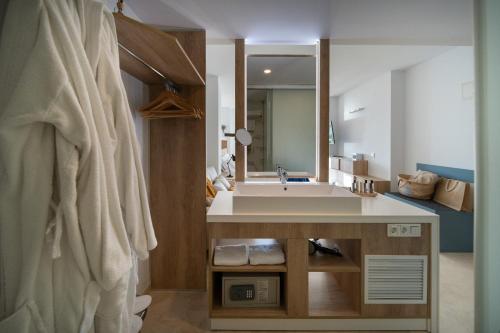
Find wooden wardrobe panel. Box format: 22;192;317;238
149;30;207;289
318;39;330;182
235;39;246;181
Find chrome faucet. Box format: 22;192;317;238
276;164;288;185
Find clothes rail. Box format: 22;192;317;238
118;42;180;93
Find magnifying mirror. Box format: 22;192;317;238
235;128;252;146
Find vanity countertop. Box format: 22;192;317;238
207;191;438;223
246;171;313;178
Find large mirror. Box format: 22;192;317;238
246;54;316;176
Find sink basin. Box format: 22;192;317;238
232;183;362;214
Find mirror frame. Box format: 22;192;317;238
234;41;330;182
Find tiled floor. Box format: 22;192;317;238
141;253;473;333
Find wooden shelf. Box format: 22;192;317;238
330;168;391;194
308;253;360;272
211;305;287;318
113;13;205;86
308;272;360;317
211;264;287;273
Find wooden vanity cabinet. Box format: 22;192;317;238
207;222;431;320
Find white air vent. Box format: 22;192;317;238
365;255;427;304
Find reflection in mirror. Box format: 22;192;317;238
246;55;316;175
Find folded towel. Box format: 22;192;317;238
249;244;286;265
213;244;249;266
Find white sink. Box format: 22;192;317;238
233;183;362;214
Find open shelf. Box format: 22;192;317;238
211;264;287;272
308;252;360;272
308;272;361;317
307;239;361;273
113;13;205;86
210;271;287;318
211;304;287;318
210;238;287;273
210;239;287;272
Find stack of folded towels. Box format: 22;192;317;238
213;243;286;266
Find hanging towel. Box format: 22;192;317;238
213;245;249;266
249;244;286;265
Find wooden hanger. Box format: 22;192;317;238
139;90;202;119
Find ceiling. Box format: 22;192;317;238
124;0;471;96
126;0;473;45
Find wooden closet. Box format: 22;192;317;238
114;13;206;289
149;31;206;289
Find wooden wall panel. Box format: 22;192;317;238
318;39;330;182
286;239;309;316
361;224;431;318
207;222;361;240
150;30;207;289
235;39;246;181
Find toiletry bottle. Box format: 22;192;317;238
363;179;368;193
351;176;357;193
369;180;374;193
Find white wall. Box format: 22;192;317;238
330;96;341;157
335;73;392;179
403;46;475;173
207;44;235;154
332;47;474;186
390;70;406;190
272;89;316;174
206;74;221;172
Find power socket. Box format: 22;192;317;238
387;224;400;237
387;224;421;237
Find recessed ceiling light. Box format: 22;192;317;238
263;69;272;74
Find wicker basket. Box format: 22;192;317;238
397;174;436;200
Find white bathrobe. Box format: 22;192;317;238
81;3;157;332
84;0;157;264
0;0;132;332
42;0;132;292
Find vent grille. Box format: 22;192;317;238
365;255;428;304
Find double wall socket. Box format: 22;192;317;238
387;224;421;237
